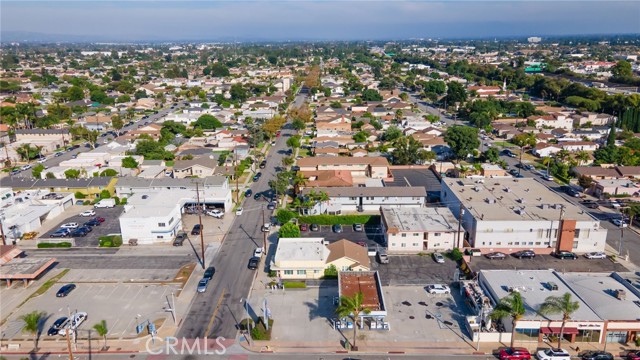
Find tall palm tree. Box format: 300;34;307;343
623;204;640;230
490;292;526;348
335;291;371;350
554;150;571;165
538;292;580;349
574;151;590;166
93;320;109;349
19;310;47;350
292;172;306;195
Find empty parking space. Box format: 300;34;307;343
468;254;628;272
371;254;458;286
299;224;385;247
41;206;124;247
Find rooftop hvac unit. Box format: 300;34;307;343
615;289;626;300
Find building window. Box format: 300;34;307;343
514;242;520;245
574;229;580;238
413;233;419;236
284;270;293;275
297;270;306;275
391;243;396;247
537;229;544;238
401;233;406;237
158;222;166;227
401;243;406;247
157;235;163;239
496;242;502;245
412;243;418;247
434;233;441;237
168;217;174;225
349;197;357;200
573;241;578;249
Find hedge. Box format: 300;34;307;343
298;215;379;226
275;209;297;224
99;235;122;248
283;281;306;289
37;242;72;248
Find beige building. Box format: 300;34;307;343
297;156;392;183
381;207;460;253
172;158;216;178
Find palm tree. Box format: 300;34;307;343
623;204;640;230
574;150;590;166
292;172;306;195
335;291;371;350
93;320;109;349
19;310;47;350
538;292;580;349
489;292;526;348
554;150;571;165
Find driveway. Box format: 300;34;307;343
41;206;124;247
370;254;458;286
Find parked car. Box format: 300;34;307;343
581;200;599;209
499;347;531;360
253;247;264;257
332;224;343;233
253;192;261;200
247;257;260;270
560;186;581;197
253;172;262;182
173;231;188;246
353;224;363;232
536;348;570;360
310;224;319;232
50;228;70;238
95;216;105;223
261;223;271;232
553;251;577;260
585;251;607;259
197;278;209;293
580;351;614;360
357;241;367;247
203;266;216;280
206;209;224;219
299;223;308;232
60;222;79;229
523;164;534;171
267;202;276;210
433;253;445;263
10;169;20;175
70;228;90;237
543;174;554;181
611;218;628;227
47;317;69;336
79;210;96;217
513;250;536;259
58;312;87;336
259;161;267;169
377;250;389;264
426;284;451;294
235;207;243;216
56;284;77;297
21;164;32;171
485;252;507;260
84;218;101;227
191;224;203;235
626;350;640;360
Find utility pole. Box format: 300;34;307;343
66;306;74;360
234;149;239;204
457;204;464;249
618;211;624;256
196;182;205;269
555;205;565;253
262;206;267;250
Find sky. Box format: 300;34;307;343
1;1;639;42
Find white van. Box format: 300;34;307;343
94;199;116;208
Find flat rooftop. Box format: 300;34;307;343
339;271;384;311
443;178;596;222
382;206;458;233
273;238;328;264
479;270;600;321
0;257;56;279
559;272;640;321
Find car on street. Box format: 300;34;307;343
253;172;262;182
259;161;267;169
60;222;79;229
191;224;202;235
253;247;264;257
353;224;363;232
580;351;614;360
581;200;599;209
426;284;451;294
543;174;554;181
332;224;343;233
247;257;260;270
56;284;77;297
79;210;96;217
50;228;70;238
70;227;90;237
253;192;261;200
203;266;216;280
523;164;534;171
47;317;69;336
37;157;48;163
262;223;271;232
299;223;308;231
58;312;87;336
173;231;188;246
485;252;507;260
244;188;253;198
513;250;536;259
10;169;20;175
626;350;640;360
21;164;32;171
310;223;319;231
584;251;607;259
499;347;531;360
611;218;628;227
560;186;581;197
536;348;570;360
235;207;243;215
206;209;224;218
267;202;276;210
197;278;209;293
553;251;577;260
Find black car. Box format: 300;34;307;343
582;201;599;209
310;224;320;231
259;161;267;169
203;266;216;280
191;224;203;235
173;231;187;246
553;251;577;260
47;317;68;336
84;218;101;227
70;228;89;237
560;186;581;197
56;284;76;297
523;164;534;171
581;351;614;360
332;224;343;233
485;252;507;260
247;257;260;270
245;189;253;198
254;192;262;200
513;250;536;259
253;172;262;182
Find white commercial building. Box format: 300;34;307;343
381;206;460;253
440;178;607;254
301;186;426;215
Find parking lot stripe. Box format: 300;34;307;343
205;288;227;337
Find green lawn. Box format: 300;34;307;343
493;141;516;148
298;148;310;157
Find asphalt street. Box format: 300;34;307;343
176;94;307;340
0;353;495;360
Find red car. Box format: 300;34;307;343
299;223;308;231
499;347;531;360
276;131;281;137
357;241;367;247
95;217;106;223
627;350;640;360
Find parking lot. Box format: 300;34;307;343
299;224;385;247
371;254;459;286
1;281;180;341
468;254;628;272
41;206;124;247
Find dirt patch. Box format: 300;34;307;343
172;263;196;296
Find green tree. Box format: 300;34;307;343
207;63;230;77
276;209;297;224
335;291;371;350
538;292;580;349
121;156;139;169
490;292;526;348
19;310;47;350
93;320;109;349
194;114;222;130
353;131;368;143
100;169;118;177
361;89;382;102
286;135;301;149
64;169;80;179
511;133;537;169
391;137;434;165
623;204;640;230
444;126;480;159
292;118;305;131
445;81;467;104
278;222;300;238
611;60;633;79
230;83;248;102
67;86;85;101
483;147;500;163
111;114;124;135
382;126;402;142
32;164;45;178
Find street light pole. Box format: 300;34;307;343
618;212;624;256
196;182;205;269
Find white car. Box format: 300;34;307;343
253;247;264;257
433;253;445;264
58;312;87;336
536;348;570;360
543;174;554;181
79;210;96;217
235;207;243;216
206;209;224;219
611;219;628;227
585;251;607;259
21;164;32;171
60;222;79;229
261;223;271;232
37;157;47;163
426;284;451;295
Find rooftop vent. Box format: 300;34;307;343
517;198;526;204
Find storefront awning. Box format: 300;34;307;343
541;327;578;335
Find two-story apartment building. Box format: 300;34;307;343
301;186;426;214
381;207;460;253
297;157;392;184
529;113;573;131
